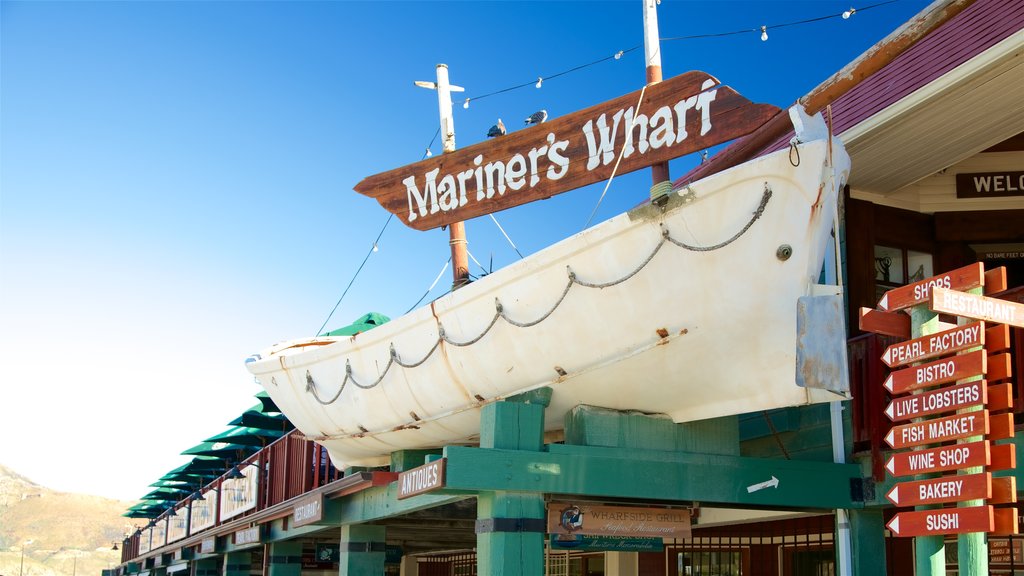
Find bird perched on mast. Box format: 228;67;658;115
524;110;548;126
486;119;506;138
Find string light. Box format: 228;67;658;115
424;148;432;157
614;50;624;60
843;7;856;19
463;98;470;109
760;26;769;41
535;77;543;89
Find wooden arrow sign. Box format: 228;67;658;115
354;71;780;231
881;321;985;368
931;287;1024;329
876;263;984;312
858;307;910;338
883;349;986;395
884;410;988;450
885;472;991;507
885;380;986;422
887;505;993;537
885;440;990;478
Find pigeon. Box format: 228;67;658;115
524;110;548;126
487;119;506;138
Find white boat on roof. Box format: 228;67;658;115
246;105;852;469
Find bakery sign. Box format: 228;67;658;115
355;71;779;231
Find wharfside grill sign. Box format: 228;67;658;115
355;71;779;231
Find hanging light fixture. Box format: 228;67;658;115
760;26;769;41
535;77;543;89
463;98;470;109
842;7;856;19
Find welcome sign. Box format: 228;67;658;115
355;71;778;231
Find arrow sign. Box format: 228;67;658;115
886;472;991;506
884;380;987;422
746;476;779;493
883;349;986;395
877;263;984;312
887;505;993;537
931;287;1024;329
881;321;985;367
884;410;988;450
885;441;990;478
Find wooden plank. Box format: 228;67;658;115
987;353;1013;383
883;349;986;394
986;323;1012;353
885;472;991;507
884;380;986;422
880;321;985;367
355;71;779;231
885;441;989;478
884;410;989;449
989;413;1015;441
931;287;1024;329
985;266;1008;294
990;443;1016;472
859;307;910;338
886;505;993;537
987;382;1014;412
991;507;1020;536
877;263;984;312
396;459;446;500
990;477;1017;505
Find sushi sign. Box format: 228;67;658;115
355;71;779;231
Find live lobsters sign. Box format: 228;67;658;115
355;71;779;231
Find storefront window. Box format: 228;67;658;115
678;550;743;575
874;245;933;299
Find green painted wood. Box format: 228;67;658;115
192;558;218;576
959;285;988;576
739;408;800;440
505;386;553;407
477;491;545;576
390;449;442;472
222;552;252;576
339;525;386;576
480;401;544;451
564;405;739;455
267;541;302;576
441;444;863;508
850;508;887;576
337;483;470;524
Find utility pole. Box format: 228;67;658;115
415;64;471;289
643;0;672;200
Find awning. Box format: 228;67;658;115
204;426;285;447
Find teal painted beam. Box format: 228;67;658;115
338;483;471;524
441;444;864;509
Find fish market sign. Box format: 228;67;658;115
355;71;778;231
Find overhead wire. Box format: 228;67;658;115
315;213;393;336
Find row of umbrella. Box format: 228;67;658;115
125;391;292;519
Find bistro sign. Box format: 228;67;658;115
355;71;779;231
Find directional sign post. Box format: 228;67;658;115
882;349;986;395
885;440;990;478
881;321;985;367
887;505;994;537
931;287;1024;329
884;380;987;422
884;410;989;450
885;472;992;507
876;263;984;312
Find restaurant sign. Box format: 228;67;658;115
291;493;323;528
550;535;664;552
355;71;779;231
547;502;691;539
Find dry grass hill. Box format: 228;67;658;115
0;464;135;576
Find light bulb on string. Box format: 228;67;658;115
760;26;768;41
842;7;856;19
463;98;470;109
614;50;624;60
535;77;543;89
425;148;432;158
372;243;379;253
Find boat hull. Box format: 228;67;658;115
248;111;851;468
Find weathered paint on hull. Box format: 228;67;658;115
248;109;851;469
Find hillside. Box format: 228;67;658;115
0;464;134;576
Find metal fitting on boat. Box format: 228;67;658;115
650;180;673;207
776;244;793;261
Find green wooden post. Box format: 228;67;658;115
266;541;302;576
958;284;988;576
339;525;386;576
193;558;219;576
476;400;546;576
849;508;886;576
910;305;946;575
222;552;252;576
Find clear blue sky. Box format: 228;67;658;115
1;0;928;503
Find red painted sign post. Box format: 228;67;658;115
885;473;992;507
884;380;987;422
885;441;990;478
886;505;994;537
882;349;986;394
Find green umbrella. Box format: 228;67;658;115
204;426;285;447
182;440;257;459
321;312;390;337
255;390;279;413
228;406;293;432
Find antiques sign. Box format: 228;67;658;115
547;502;691;538
355;71;779;231
397;458;446;499
956;171;1024;198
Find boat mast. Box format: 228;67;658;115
416;64;471;289
643;0;671;201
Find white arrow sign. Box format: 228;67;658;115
879;294;889;311
883;373;894;393
888;515;901;535
888;485;900;505
746;476;780;493
886;457;896;476
885;429;895;448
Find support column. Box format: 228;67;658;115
193;558;219;576
476;400;547;576
605;552;639;576
222;552;251;576
266;541;302;576
849;508;886;576
339;525;386;576
910;306;945;575
398;555;418;576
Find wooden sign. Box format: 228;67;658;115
931;287;1024;329
355;71;780;230
858;307;910;338
397;458;446;500
876;263;984;312
291;493;323;528
884;410;988;449
885;380;986;422
885;472;991;506
547;502;691;538
881;321;985;367
883;349;986;394
199;537;216;555
885;440;990;477
886;505;993;537
234;526;261;546
956;171;1024;198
